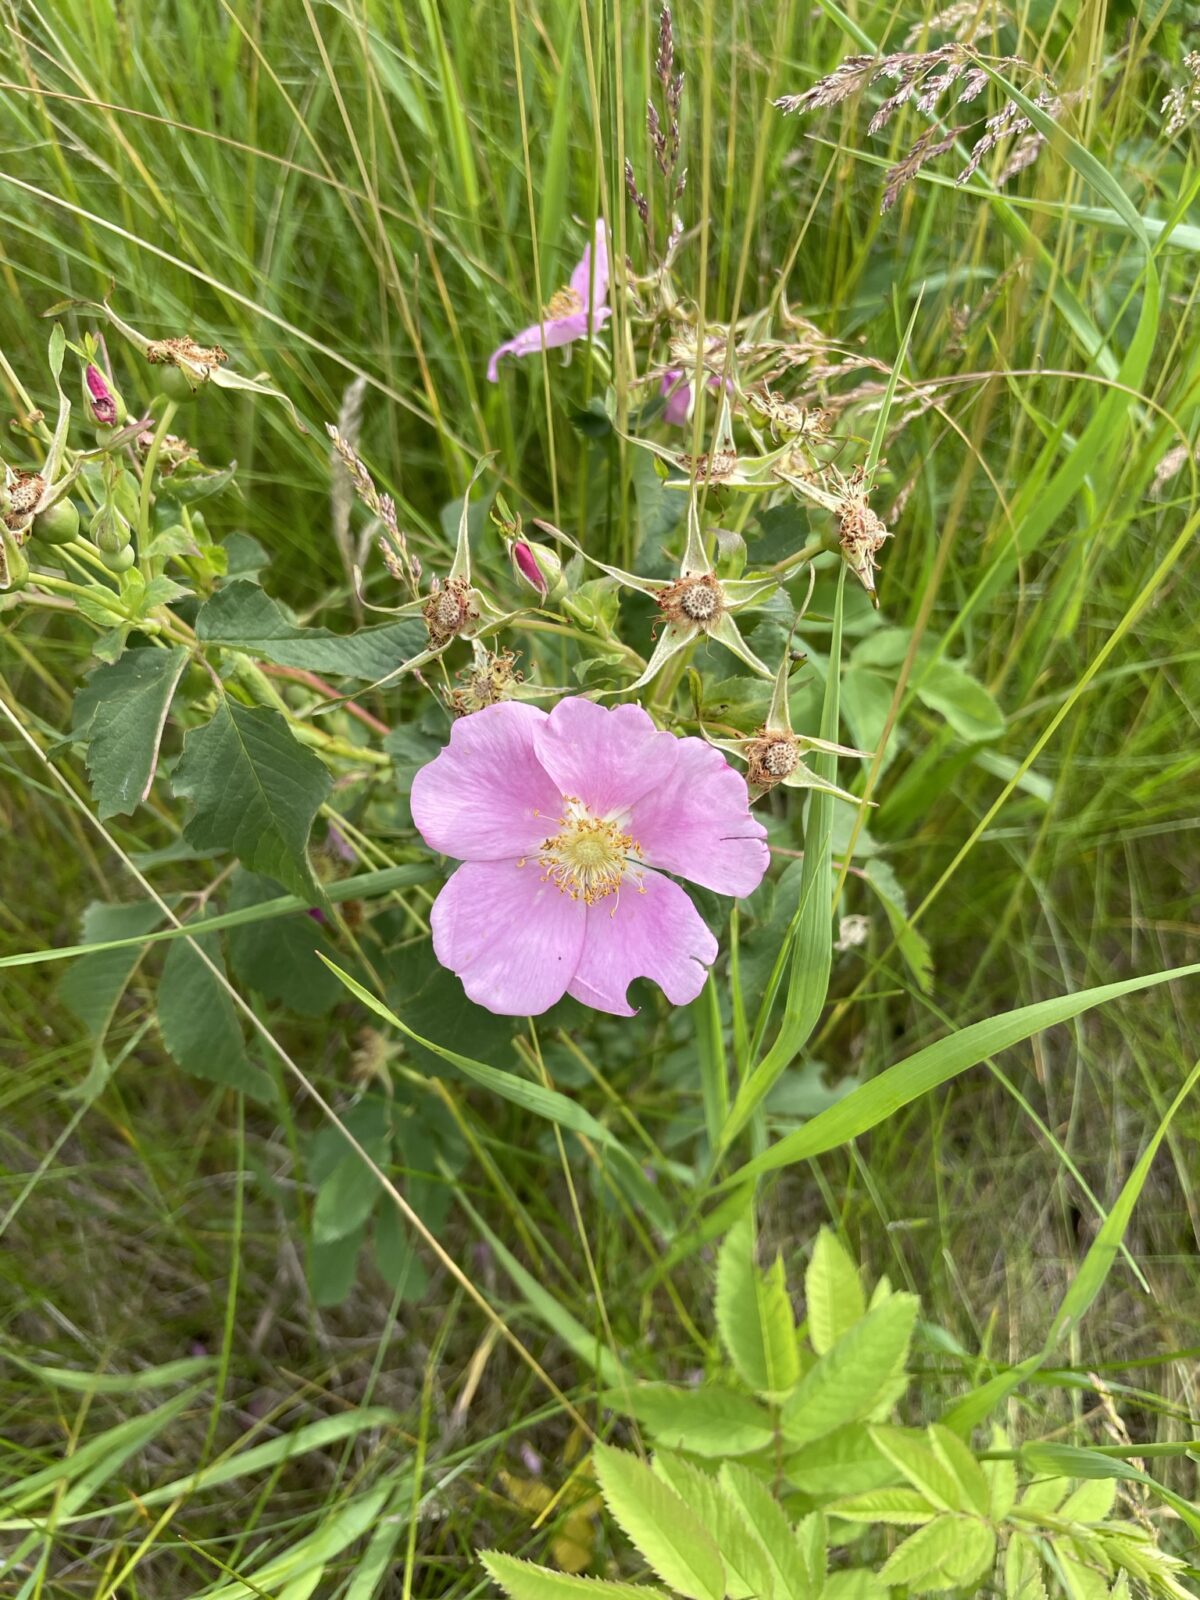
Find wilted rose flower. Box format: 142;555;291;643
487;222;610;383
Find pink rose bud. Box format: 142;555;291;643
510;538;563;600
83;363;125;428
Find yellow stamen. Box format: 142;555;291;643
536;797;642;905
544;286;584;320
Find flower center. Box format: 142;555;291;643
680;581;719;621
544;286;584;319
536;798;642;904
762;738;798;777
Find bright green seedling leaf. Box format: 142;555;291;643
806;1227;865;1356
879;1514;995;1590
592;1443;725;1600
781;1294;917;1447
715;1218;799;1398
601;1383;775;1458
652;1453;776;1600
197;579;426;680
722;962;1200;1188
482;1553;659;1600
157;935;274;1102
72;646;188;817
868;1426;966;1512
716;1463;809;1600
174;699;332;904
319;957;626;1154
226;870;341;1016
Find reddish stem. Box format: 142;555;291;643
261;663;390;737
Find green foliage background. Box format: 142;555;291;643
1;0;1198;1594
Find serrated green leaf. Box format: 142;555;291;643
72;646;188;817
197;579;425;680
806;1228;865;1356
226;870;341;1016
827;1487;937;1524
784;1424;896;1497
983;1427;1017;1520
59;900;163;1038
174;699;331;904
602;1384;775;1459
716;1463;809;1600
821;1573;884;1600
868;1426;965;1512
652;1453;775;1600
157;934;274;1102
880;1514;995;1589
715;1218;799;1398
1005;1532;1048;1600
927;1424;991;1514
1059;1477;1117;1523
482;1553;660;1600
781;1295;917;1446
593;1443;725;1600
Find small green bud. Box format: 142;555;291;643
31;498;80;546
1;525;29;592
90;504;132;555
99;544;137;573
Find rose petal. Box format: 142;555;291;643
567;869;717;1016
431;859;586;1016
486;307;611;383
570;219;610;313
660;369;692;426
533;697;678;817
629;734;769;896
411;702;561;861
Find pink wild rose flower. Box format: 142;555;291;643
487;222;610;384
411;697;769;1016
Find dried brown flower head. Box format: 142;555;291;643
745;729;802;788
448;648;525;716
656;571;725;627
3;471;45;534
423;574;477;645
145;335;228;372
